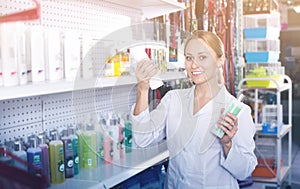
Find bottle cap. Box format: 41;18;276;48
237;93;246;102
14;141;22;151
29;137;37;148
50;130;58;141
37;134;46;145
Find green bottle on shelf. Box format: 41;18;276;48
79;123;97;168
68;127;79;175
49;130;65;184
124;114;132;153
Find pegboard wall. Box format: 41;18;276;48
0;84;137;143
0;0;142;143
0;0;141;34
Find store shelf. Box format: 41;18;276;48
101;144;169;188
105;0;186;19
238;79;292;93
238;75;293;189
252;166;291;183
49;143;169;189
50;179;104;189
0;72;186;101
255;124;292;138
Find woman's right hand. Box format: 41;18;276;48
135;58;158;90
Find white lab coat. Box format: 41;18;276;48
131;85;257;189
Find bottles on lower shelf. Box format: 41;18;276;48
0;111;134;188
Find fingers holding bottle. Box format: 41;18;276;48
135;58;158;83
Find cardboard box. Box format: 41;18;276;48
252;158;283;178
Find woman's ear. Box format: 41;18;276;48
217;55;225;68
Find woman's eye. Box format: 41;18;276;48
185;56;193;61
198;55;206;60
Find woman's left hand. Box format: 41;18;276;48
218;111;238;145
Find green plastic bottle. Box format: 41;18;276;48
79;124;97;168
211;94;246;138
124;114;132;153
69;127;79;175
49;130;65;184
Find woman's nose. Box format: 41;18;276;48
191;59;199;68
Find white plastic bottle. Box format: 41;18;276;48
0;22;19;86
130;46;163;90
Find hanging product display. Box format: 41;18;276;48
195;0;205;30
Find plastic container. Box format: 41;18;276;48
61;131;74;178
244;39;280;52
49;130;65;184
244;51;280;63
12;140;27;171
243;13;281;28
37;133;50;187
261;105;282;134
245;75;284;88
211;94;246;138
245;63;284;75
26;136;42;176
68;128;79;175
78;124;97;168
243;27;280;39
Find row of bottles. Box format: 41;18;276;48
104;47;167;77
0;112;133;187
79;111;133;165
0;22;170;87
0;23;97;87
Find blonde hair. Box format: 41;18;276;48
184;30;225;59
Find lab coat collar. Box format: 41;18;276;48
187;85;228;117
185;85;231;154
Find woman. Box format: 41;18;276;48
131;30;257;189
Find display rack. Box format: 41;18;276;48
0;72;186;101
105;0;186;19
0;0;186;188
237;75;292;189
49;143;169;189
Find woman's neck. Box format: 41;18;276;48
194;81;222;100
193;82;222;114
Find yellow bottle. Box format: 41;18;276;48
112;55;121;77
49;130;65;184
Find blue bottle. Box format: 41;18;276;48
68;127;79;175
27;136;42;176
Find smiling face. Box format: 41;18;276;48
184;38;223;85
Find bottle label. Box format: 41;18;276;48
58;161;65;173
34;154;41;163
88;159;92;166
67;158;74;168
74;155;79;164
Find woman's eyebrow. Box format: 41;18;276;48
185;51;207;55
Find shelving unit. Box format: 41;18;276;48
0;0;186;188
237;75;292;189
105;0;186;19
0;72;186;101
50;143;169;189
